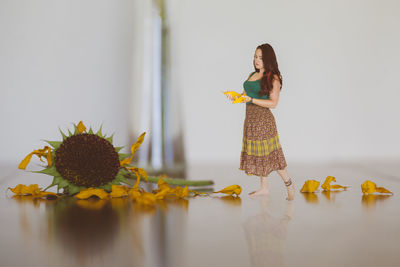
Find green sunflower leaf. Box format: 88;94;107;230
88;127;94;134
100;183;112;192
110;180;121;185
106;134;114;144
67;184;82;195
43;140;62;150
115;146;124;152
96;125;103;137
43;176;62;191
73;123;78;135
67;129;73;137
119;153;130;161
32;165;59;176
58;179;70;188
59;128;68;140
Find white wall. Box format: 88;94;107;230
0;0;134;164
169;0;400;164
1;0;399;167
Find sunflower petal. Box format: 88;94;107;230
110;185;128;198
214;184;242;196
175;185;189;198
361;180;392;195
75;188;109;199
77;121;86;133
300;180;320;193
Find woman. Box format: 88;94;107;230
227;43;295;200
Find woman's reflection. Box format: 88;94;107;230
242;196;294;267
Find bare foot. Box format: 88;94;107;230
286;183;295;201
249;189;269;196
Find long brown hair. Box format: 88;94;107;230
253;43;283;97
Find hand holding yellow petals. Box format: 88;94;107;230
361;180;392;195
18;146;52;170
109;185;129;198
321;176;348;191
214;184;242;197
223;91;247;104
77;121;86;133
74;188;109;199
300;180;320;193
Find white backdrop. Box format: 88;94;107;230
1;0;399;166
167;0;400;164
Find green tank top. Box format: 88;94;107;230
243;72;269;105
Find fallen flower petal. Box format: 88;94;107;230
109;185;128;198
300;180;320;193
361;180;392;195
214;184;242;197
321;176;348;191
75;188;109;199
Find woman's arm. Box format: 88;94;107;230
243;76;281;109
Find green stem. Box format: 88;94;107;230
124;173;214;187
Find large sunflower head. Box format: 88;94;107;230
19;121;141;195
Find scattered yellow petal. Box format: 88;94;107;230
75;188;109;199
8;184;41;196
18;146;52;169
321;176;347;191
300;180;320;193
214;184;242;197
128;187;142;199
361;180;392;195
77;121;86;133
175;185;189;198
120;132;146;166
109;185;128;198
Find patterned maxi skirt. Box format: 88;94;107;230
239;104;287;177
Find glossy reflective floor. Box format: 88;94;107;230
0;161;399;267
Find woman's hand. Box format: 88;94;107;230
243;96;252;103
226;94;234;101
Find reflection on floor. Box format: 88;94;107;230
0;161;399;267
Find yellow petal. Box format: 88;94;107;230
232;96;246;103
154;188;171;199
361;180;392;195
361;180;377;194
18;153;34;170
175;185;189;198
321;176;347;191
214;184;242;197
22;184;41;195
128;187;142;199
223;91;241;98
110;185;128;198
77;121;86;133
18;146;52;169
8;184;26;195
120;132;146;166
300;180;320;193
75;188;109;199
376;187;392;194
130;132;146;158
